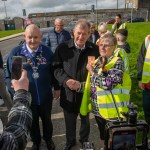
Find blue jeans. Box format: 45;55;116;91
143;88;150;125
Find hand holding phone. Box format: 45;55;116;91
11;56;23;80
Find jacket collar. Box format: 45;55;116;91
20;42;42;56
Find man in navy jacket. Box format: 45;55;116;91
5;24;59;150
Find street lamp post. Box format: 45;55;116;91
95;0;98;29
2;0;7;19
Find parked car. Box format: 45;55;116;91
127;17;144;23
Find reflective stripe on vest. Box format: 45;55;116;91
142;35;150;83
99;100;130;108
97;89;130;96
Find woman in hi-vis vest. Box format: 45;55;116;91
137;35;150;125
85;34;131;148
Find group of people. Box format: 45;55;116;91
0;13;149;150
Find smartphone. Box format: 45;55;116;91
11;56;23;80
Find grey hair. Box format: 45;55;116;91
100;33;117;45
74;19;90;32
98;22;108;33
54;18;64;24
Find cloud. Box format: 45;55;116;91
0;0;125;19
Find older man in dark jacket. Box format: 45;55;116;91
53;19;99;150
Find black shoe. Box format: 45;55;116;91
46;140;55;150
31;143;40;150
64;143;76;150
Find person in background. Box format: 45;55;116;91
5;24;60;150
116;29;131;55
111;14;127;35
46;18;71;54
0;69;32;150
53;19;99;150
96;22;110;46
85;34;131;148
88;21;100;44
0;51;12;109
137;34;150;125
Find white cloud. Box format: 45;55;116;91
0;0;125;19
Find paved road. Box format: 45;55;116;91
0;35;24;61
26;99;100;150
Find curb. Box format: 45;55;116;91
0;32;24;42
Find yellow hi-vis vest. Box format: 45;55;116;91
114;47;130;72
112;23;127;35
80;55;131;118
96;56;131;119
142;35;150;83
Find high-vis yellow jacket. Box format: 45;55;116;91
96;56;131;119
112;23;127;35
142;35;150;83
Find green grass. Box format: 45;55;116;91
127;22;150;119
0;30;24;38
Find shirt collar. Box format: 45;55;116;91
74;42;85;50
26;44;38;54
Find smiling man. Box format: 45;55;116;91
5;24;60;150
53;19;99;150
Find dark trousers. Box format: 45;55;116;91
63;109;90;145
95;116;107;140
143;88;150;125
30;103;53;144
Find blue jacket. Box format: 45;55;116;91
45;28;71;53
5;44;59;105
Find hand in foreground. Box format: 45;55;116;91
138;81;145;90
86;63;94;75
11;69;29;91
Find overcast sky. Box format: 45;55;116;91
0;0;126;20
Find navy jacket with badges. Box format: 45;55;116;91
5;44;59;105
53;39;99;113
